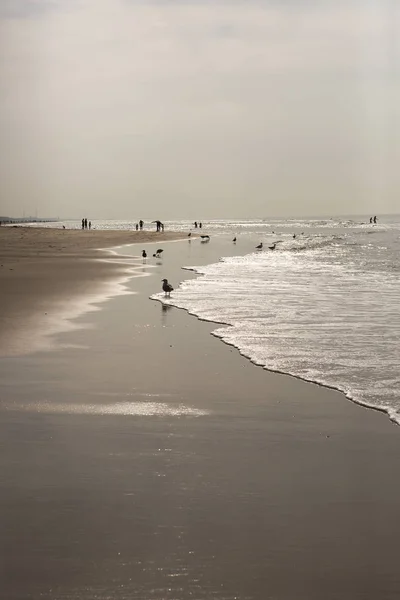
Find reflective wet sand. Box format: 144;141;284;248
1;237;400;599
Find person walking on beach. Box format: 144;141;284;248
81;218;85;230
373;216;377;224
199;222;202;228
135;223;139;231
139;220;144;230
194;221;198;228
84;218;88;229
89;221;91;230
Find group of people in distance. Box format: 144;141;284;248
133;220;165;232
369;216;378;224
81;218;91;230
193;221;202;228
154;220;164;232
133;220;144;231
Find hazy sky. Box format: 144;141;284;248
0;0;399;219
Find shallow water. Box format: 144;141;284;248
150;215;400;425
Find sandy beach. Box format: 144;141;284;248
0;226;187;356
1;232;400;599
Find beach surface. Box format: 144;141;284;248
0;226;186;356
1;233;400;599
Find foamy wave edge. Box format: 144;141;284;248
150;280;400;428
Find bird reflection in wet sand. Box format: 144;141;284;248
161;302;173;325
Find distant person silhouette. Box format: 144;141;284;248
370;217;373;224
161;222;164;232
139;220;144;230
135;223;139;231
84;218;88;229
89;221;91;230
81;218;84;230
373;216;377;224
194;221;198;228
199;222;202;228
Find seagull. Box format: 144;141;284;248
268;240;283;250
200;235;210;239
142;250;147;259
162;279;173;296
232;237;237;243
188;232;192;237
256;243;263;250
153;248;164;258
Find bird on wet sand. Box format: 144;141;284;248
153;248;164;258
233;237;237;243
142;250;147;260
162;279;173;296
256;243;263;250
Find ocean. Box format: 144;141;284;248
26;215;400;425
154;216;400;426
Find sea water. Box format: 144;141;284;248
26;216;400;424
152;216;400;425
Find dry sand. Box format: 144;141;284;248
1;232;400;599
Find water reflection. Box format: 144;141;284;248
5;400;209;417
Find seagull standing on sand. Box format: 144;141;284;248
162;279;173;296
256;243;263;250
142;250;147;262
233;237;237;243
153;249;164;258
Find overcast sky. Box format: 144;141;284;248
0;0;399;219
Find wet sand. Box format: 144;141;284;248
1;235;400;599
0;226;186;355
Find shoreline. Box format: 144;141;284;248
0;227;187;357
157;256;400;430
1;230;400;598
154;294;400;428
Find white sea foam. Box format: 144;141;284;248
152;216;400;426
